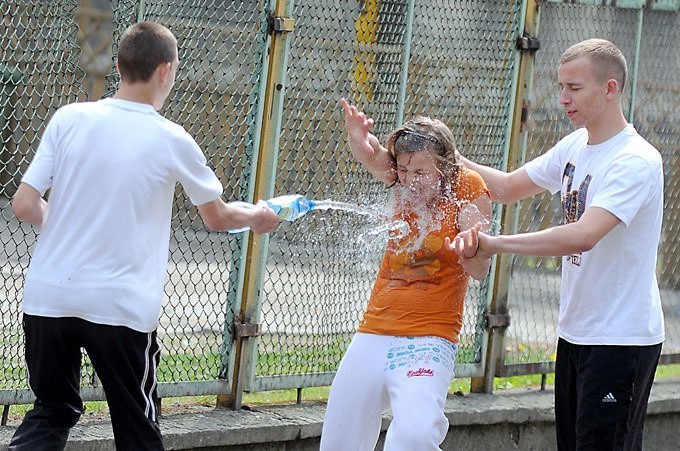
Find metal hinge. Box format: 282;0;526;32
234;322;261;338
516;35;540;52
484;312;511;329
268;14;295;34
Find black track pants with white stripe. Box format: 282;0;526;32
9;314;164;451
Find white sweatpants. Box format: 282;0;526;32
320;333;458;451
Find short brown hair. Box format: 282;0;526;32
560;38;627;92
117;22;177;83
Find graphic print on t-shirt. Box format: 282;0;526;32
562;162;592;267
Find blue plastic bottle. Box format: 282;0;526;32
228;194;316;233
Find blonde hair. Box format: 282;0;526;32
560;38;627;92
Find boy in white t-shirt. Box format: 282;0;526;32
9;22;280;450
451;39;664;450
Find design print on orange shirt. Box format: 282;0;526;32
357;168;489;343
387;228;445;278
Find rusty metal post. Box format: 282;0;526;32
217;0;295;409
471;0;541;394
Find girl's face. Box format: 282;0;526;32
396;150;442;204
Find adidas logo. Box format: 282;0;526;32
602;392;617;403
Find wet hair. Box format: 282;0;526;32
560;38;627;93
117;22;177;83
385;116;460;192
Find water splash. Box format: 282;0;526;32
310;199;410;240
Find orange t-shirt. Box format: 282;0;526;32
357;168;490;343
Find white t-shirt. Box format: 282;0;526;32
21;99;223;332
524;125;664;345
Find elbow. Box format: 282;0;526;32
487;189;505;204
470;271;488;281
12;197;31;222
489;189;517;205
572;234;598;253
197;200;234;232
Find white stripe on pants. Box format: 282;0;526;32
321;333;458;451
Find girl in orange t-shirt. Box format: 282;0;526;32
321;100;492;451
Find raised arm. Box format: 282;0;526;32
340;98;397;186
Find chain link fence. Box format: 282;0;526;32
253;0;524;392
1;0;90;402
1;0;678;409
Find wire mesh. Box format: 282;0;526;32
107;0;269;385
402;0;522;366
1;0;89;394
0;0;269;399
256;0;396;389
635;9;680;354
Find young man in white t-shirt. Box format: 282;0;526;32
450;39;664;450
9;22;280;451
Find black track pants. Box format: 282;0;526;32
9;314;165;451
555;338;662;451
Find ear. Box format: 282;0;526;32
156;61;173;84
605;78;620;98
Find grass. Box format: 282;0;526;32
3;365;679;423
238;363;680;406
654;363;680;379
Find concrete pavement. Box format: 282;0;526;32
2;377;679;450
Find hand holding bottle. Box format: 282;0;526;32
243;200;281;234
228;194;316;233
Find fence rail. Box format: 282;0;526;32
1;0;678;412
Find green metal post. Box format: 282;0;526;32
628;7;644;123
471;0;541;394
395;0;415;127
137;0;146;21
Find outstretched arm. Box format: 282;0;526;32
340;98;397;186
456;153;544;204
198;198;280;234
453;206;621;260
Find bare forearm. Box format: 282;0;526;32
12;184;48;226
469;207;619;262
351;133;396;185
198;198;279;234
211;203;253;231
488;223;595;257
